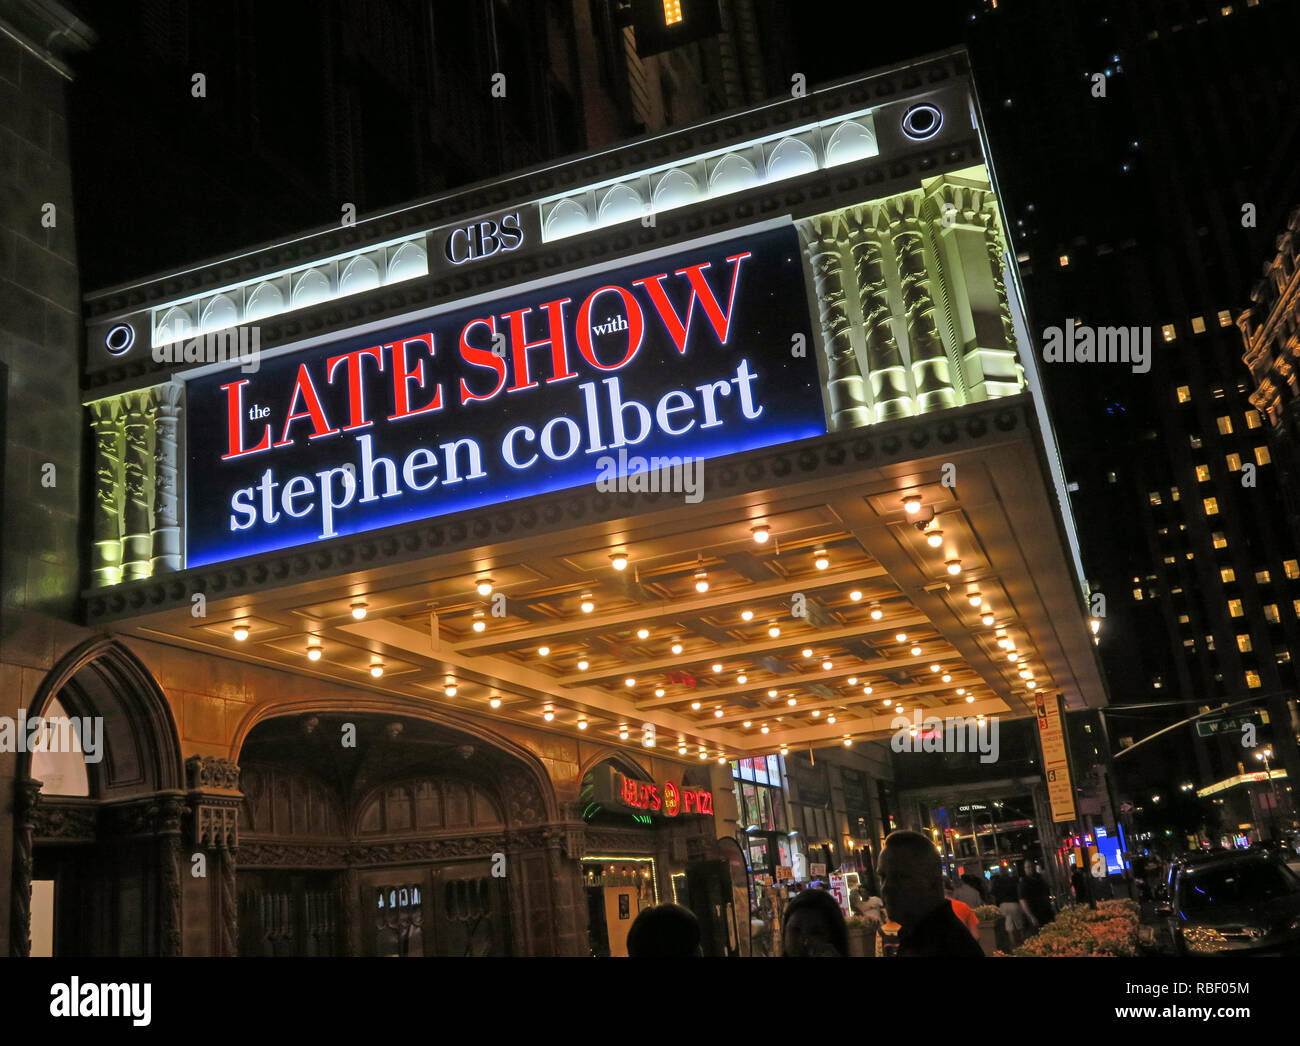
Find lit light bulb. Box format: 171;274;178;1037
577;718;587;729
625;677;636;687
927;529;944;549
1008;652;1019;662
699;751;708;760
903;495;922;515
768;624;781;638
812;709;821;717
694;570;709;593
741;610;755;623
671;642;684;655
717;756;727;765
678;745;688;754
957;688;966;695
814;550;829;570
849;590;863;602
577;659;589;671
737;674;748;684
896;633;908;643
712;663;723;673
636;628;649;639
543;707;555;722
883;699;892;707
779;747;788;756
610;553;628;571
760;725;770;735
350;601;368;620
714;708;723;718
580;593;594;613
751;524;770;544
369;661;384;678
822;660;833;671
445;683;458;697
843;738;853;747
870;603;883;620
911;646;922;657
981;612;995;626
654;688;665;698
1027;680;1037;689
490;697;502;709
619;729;629;740
768;689;778;698
827;715;836;724
476;577;494;597
930;664;941;673
848;677;858;685
946;559;962;576
538;646;550;657
743;720;752;728
968;591;983;607
232;625;249;641
787;697;797;706
942;674;952;683
1019;668;1033;679
802;648;813;659
472;613;486;633
966;694;975;703
306;641;323;662
691;701;701;711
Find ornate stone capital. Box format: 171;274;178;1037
186;755;240;792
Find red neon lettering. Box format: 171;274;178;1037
575;286;644;370
457;318;507;404
220;379;271;459
501;298;577;392
683;790;696;814
632;251;750;354
698;791;713;815
647;785;661;812
326;346;384;431
387;334;443;421
274;364;339;447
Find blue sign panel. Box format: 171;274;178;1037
184;225;825;567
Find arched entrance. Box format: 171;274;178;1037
233;711;561;956
12;637;184;957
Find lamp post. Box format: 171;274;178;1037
1254;748;1283;841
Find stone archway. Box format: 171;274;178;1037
12;636;185;957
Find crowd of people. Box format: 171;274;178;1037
626;828;1082;957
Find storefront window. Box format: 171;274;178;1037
753;757;769;785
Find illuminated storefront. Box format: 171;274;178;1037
10;49;1106;957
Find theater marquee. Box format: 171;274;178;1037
183;225;823;567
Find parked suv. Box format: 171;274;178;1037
1151;850;1300;956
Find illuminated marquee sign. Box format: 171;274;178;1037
184;225;824;567
614;770;712;817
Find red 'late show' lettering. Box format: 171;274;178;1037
274;364;339;447
458;318;507;404
575;286;644;370
326;346;384;431
220;379;272;459
387;334;443;421
501;298;577;392
632;252;751;354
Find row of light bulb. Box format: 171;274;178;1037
903;495;962;575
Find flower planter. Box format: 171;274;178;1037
977;919;999;956
846;925;878;957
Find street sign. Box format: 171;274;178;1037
1035;691;1077;823
1196;712;1263;737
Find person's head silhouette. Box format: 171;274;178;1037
782;888;848;957
626;903;702;957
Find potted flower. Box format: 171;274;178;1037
844;915;881;957
973;905;1002;956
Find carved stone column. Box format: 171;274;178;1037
150;382;184;574
847;206;913;421
981;202;1027;396
121;390;156;581
186;756;242;957
9;778;42;958
157;794;186;957
888;195;957;415
341;865;361;957
797;214;872;430
88;399;123;587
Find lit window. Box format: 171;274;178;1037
1228;599;1244;617
1183;638;1195;648
1226;453;1242;471
1189;435;1203;449
1212;531;1227;548
1246;670;1261;689
1196;464;1210;481
1294;599;1300;618
1107;471;1118;483
1162;324;1177;342
1279;650;1292;664
1163;555;1176;565
1059;255;1070;267
1185;552;1195;561
1264;604;1280;623
1246;411;1262;429
1255;445;1271;465
1218;309;1233;327
1217;416;1233;435
1285;560;1300;579
1256;570;1271;585
1206;634;1216;650
1191;316;1206;333
1152;677;1163;689
1221;567;1236;583
1177;386;1191;403
1170;487;1180;501
1220;4;1233;14
662;0;683;26
1149;491;1162;506
1177;613;1190;624
1203;497;1219;515
1133;588;1144;601
1237;634;1252;652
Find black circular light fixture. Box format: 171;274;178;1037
105;324;136;356
901;103;944;141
